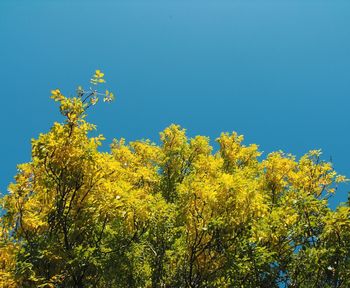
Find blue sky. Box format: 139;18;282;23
1;0;349;207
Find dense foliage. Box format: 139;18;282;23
1;72;350;287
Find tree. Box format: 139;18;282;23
1;71;350;287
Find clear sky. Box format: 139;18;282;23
1;0;349;208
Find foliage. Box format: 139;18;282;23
1;71;349;287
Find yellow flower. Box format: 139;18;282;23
51;89;61;96
94;70;104;78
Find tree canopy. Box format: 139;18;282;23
1;72;350;287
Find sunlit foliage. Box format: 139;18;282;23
1;72;349;287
